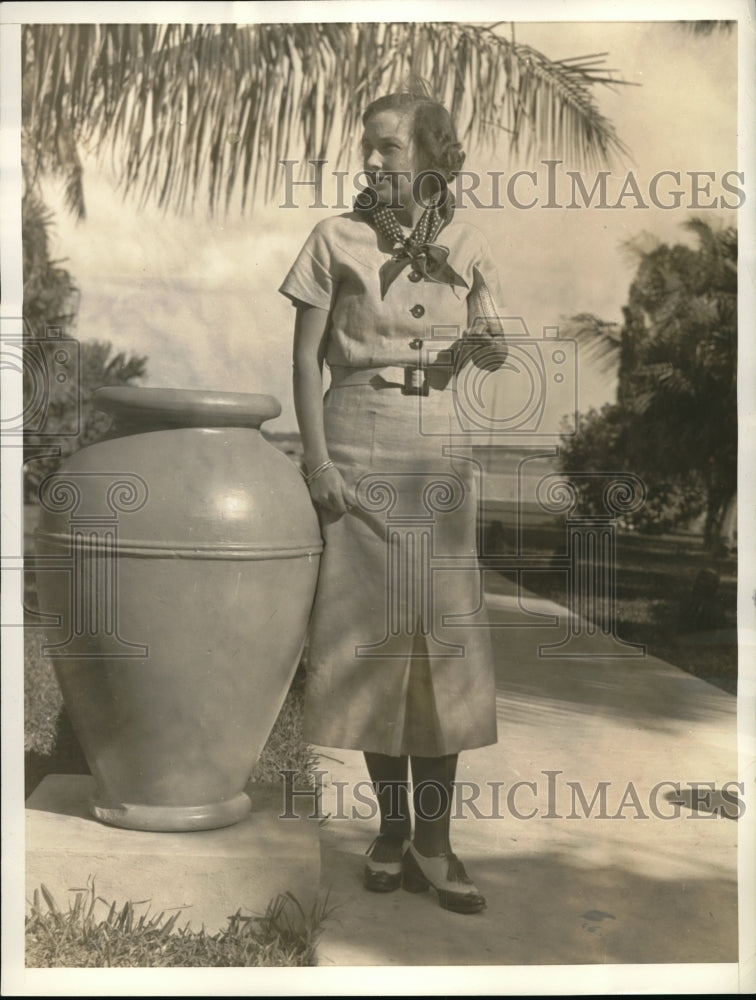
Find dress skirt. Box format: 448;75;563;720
304;364;498;757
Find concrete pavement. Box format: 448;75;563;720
25;780;321;936
312;580;739;967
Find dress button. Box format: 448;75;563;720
410;304;425;318
408;271;422;282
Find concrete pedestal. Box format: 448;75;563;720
26;775;320;935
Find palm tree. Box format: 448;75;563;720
21;190;149;502
562;218;737;548
22;22;630;219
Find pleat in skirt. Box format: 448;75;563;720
304;365;498;757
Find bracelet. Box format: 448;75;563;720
305;459;335;485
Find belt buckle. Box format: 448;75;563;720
403;365;429;396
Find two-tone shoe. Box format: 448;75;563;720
402;844;486;913
363;833;408;892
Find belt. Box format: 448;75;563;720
329;364;454;395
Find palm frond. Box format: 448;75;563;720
682;21;735;36
23;21;632;216
619;231;663;266
560;312;622;373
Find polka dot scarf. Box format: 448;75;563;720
370;198;443;248
355;188;468;299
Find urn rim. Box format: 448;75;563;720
93;386;282;429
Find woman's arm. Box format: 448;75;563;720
460;265;508;371
292;303;355;514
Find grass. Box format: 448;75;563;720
482;520;738;694
250;662;319;786
26;879;332;968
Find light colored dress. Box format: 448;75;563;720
280;210;502;756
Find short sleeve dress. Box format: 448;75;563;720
280;210;502;757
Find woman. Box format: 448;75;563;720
280;86;506;914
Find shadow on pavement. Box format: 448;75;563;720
318;840;738;967
487;596;735;732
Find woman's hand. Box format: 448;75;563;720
455;318;509;372
308;466;356;514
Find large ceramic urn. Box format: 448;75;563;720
34;387;322;831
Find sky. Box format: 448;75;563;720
37;19;739;435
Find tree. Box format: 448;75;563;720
21;185;148;502
21;189;79;335
21;22;630;219
560;219;737;548
21;188;79;500
558;404;706;534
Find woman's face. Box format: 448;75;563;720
361;109;421;212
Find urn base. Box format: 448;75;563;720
90;790;253;832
